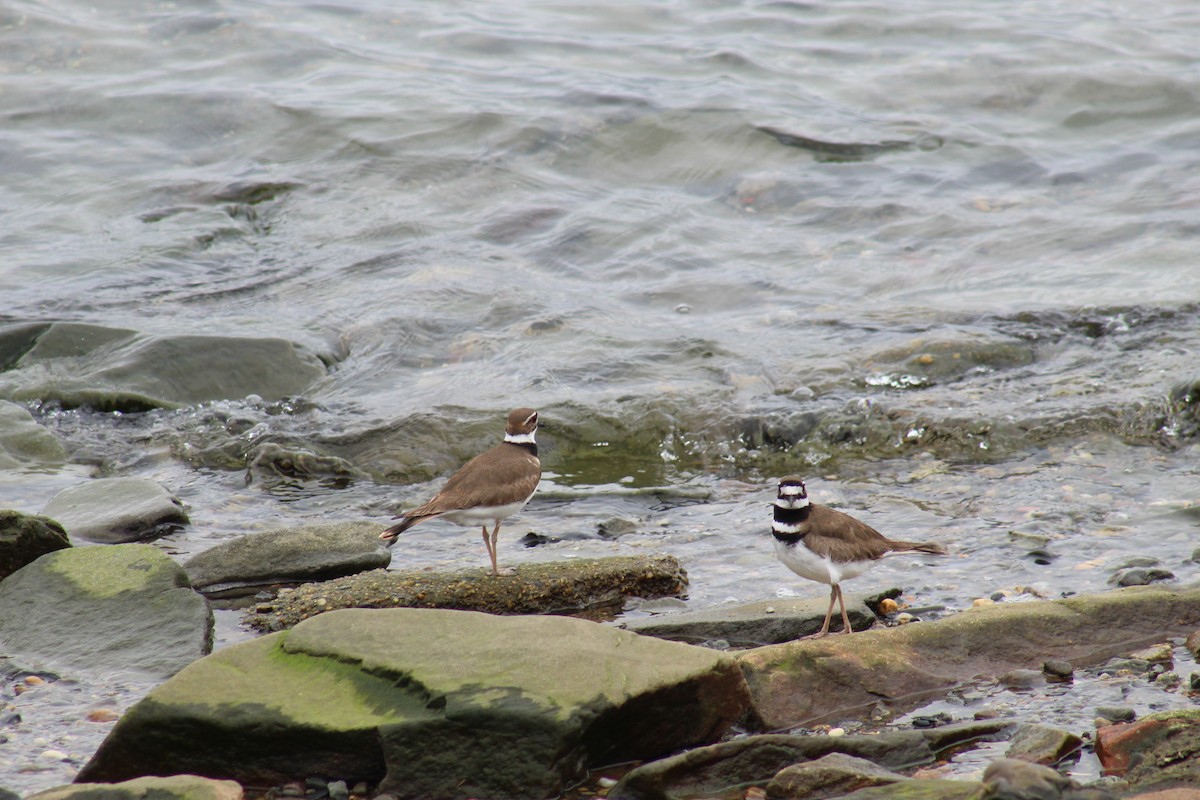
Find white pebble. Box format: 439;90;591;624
40;749;70;761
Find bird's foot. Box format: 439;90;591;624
491;566;517;577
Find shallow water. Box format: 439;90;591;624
3;0;1200;794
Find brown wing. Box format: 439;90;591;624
405;444;541;517
801;505;898;562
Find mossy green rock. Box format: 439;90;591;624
0;544;212;677
77;608;751;799
33;775;242;800
0;321;327;411
737;583;1200;729
0;509;70;582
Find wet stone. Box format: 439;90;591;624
1042;660;1074;681
999;669;1044;690
42;477;189;544
1187;630;1200;659
1095;706;1136;723
0;510;70;582
1109;567;1175;587
1128;642;1174;664
1004;722;1083;765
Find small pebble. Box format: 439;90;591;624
24;675;46;686
351;784;369;797
1095;706;1136;723
1189;672;1200;692
597;777;618;789
86;708;120;723
327;780;349;800
40;749;70;761
827;727;845;737
744;787;767;800
878;598;900;615
1042;660;1074;681
972;597;995;607
895;612;915;625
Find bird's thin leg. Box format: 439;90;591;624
480;526;495;573
836;585;854;634
489;522;502;576
814;586;837;637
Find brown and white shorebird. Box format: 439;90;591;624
771;476;947;637
379;407;541;577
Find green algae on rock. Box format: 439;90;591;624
0;544;212;677
77;607;751;799
0;509;70;582
243;553;688;631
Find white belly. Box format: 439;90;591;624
774;538;872;586
437;498;530;527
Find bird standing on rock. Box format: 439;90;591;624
380;408;541;577
771;476;947;637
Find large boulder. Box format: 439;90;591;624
0;321;327;411
737;583;1200;729
243;554;689;630
0;510;70;582
42;477;189;543
0;399;66;468
77;608;751;799
183;520;392;601
0;544;212;677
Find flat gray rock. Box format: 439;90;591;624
0;510;70;582
42;477;189;543
184;520;392;600
78;607;751;799
0;544;212;678
620;596;875;646
0;400;66;468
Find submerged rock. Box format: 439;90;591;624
737;584;1200;730
31;775;242;800
243;554;688;631
0;544;211;677
0;399;66;468
42;477;189;543
77;608;751;800
1003;723;1083;766
0;321;328;411
619;595;875;646
184;520;391;602
0;510;70;582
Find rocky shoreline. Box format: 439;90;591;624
4;505;1200;800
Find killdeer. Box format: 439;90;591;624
380;408;541;576
771;476;947;637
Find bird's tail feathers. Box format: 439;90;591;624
891;540;948;556
379;515;424;545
